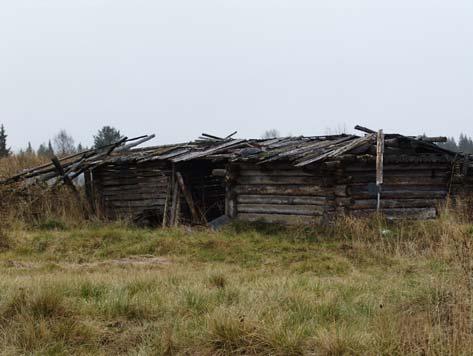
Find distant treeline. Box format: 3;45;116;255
438;134;473;154
0;125;123;158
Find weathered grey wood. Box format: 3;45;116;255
351;190;447;200
169;180;180;226
162;179;172;227
295;134;375;166
237;213;322;224
238;169;314;177
212;169;227;177
352;199;439;209
350;176;448;185
350;207;437;220
238;204;326;215
344;164;451;172
234;184;332;196
108;200;166;208
376;129;384;212
334;185;348;197
176;171;200;223
236;195;329;205
236;175;332;185
354;125;376;134
172;139;246;162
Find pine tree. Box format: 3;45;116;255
37;143;48;157
439;137;459;152
47;140;54;156
0;124;11;157
26;142;34;155
38;140;55;158
458;133;473;154
93;126;123;148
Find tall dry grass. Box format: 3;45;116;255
0;153;90;229
0;211;472;354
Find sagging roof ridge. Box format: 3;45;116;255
0;128;463;187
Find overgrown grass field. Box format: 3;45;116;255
1;215;473;355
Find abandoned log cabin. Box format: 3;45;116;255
2;128;472;225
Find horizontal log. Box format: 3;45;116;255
237;213;322;225
238;169;315;177
212;169;227;177
233;184;332;197
350;176;448;185
344;163;450;172
237;204;326;216
334;185;348;197
352;199;440;209
350;208;437;220
98;176;168;185
350;184;447;193
106;199;166;208
351;190;447;200
236;175;333;185
102;193;165;201
347;170;450;178
237;195;330;205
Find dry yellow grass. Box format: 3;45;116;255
0;214;472;355
2;156;473;354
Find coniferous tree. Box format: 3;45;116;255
0;124;11;157
26;142;34;155
93;126;123;148
47;140;54;156
458;133;473;154
261;129;281;139
439;137;459;152
37;143;48;157
38;141;55;158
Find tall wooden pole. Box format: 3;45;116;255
376;130;385;212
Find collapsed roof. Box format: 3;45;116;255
0;126;465;188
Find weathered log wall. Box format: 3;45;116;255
229;163;336;224
230;160;454;224
91;160;226;224
92;161;171;219
341;161;451;220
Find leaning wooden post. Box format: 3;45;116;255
176;171;200;224
376;130;385;212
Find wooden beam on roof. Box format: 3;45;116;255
354;125;376;134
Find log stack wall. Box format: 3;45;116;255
229;163;336;224
92;162;171;219
339;161;451;219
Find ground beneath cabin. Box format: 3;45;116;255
0;219;472;355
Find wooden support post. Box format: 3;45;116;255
162;177;172;227
169;180;180;226
176;171;200;224
376;130;385;212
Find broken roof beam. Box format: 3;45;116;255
295;134;375;167
172;139;246;162
115;134;156;152
201;133;224;141
417;136;448;143
354;125;376;134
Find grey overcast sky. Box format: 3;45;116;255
0;0;472;150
